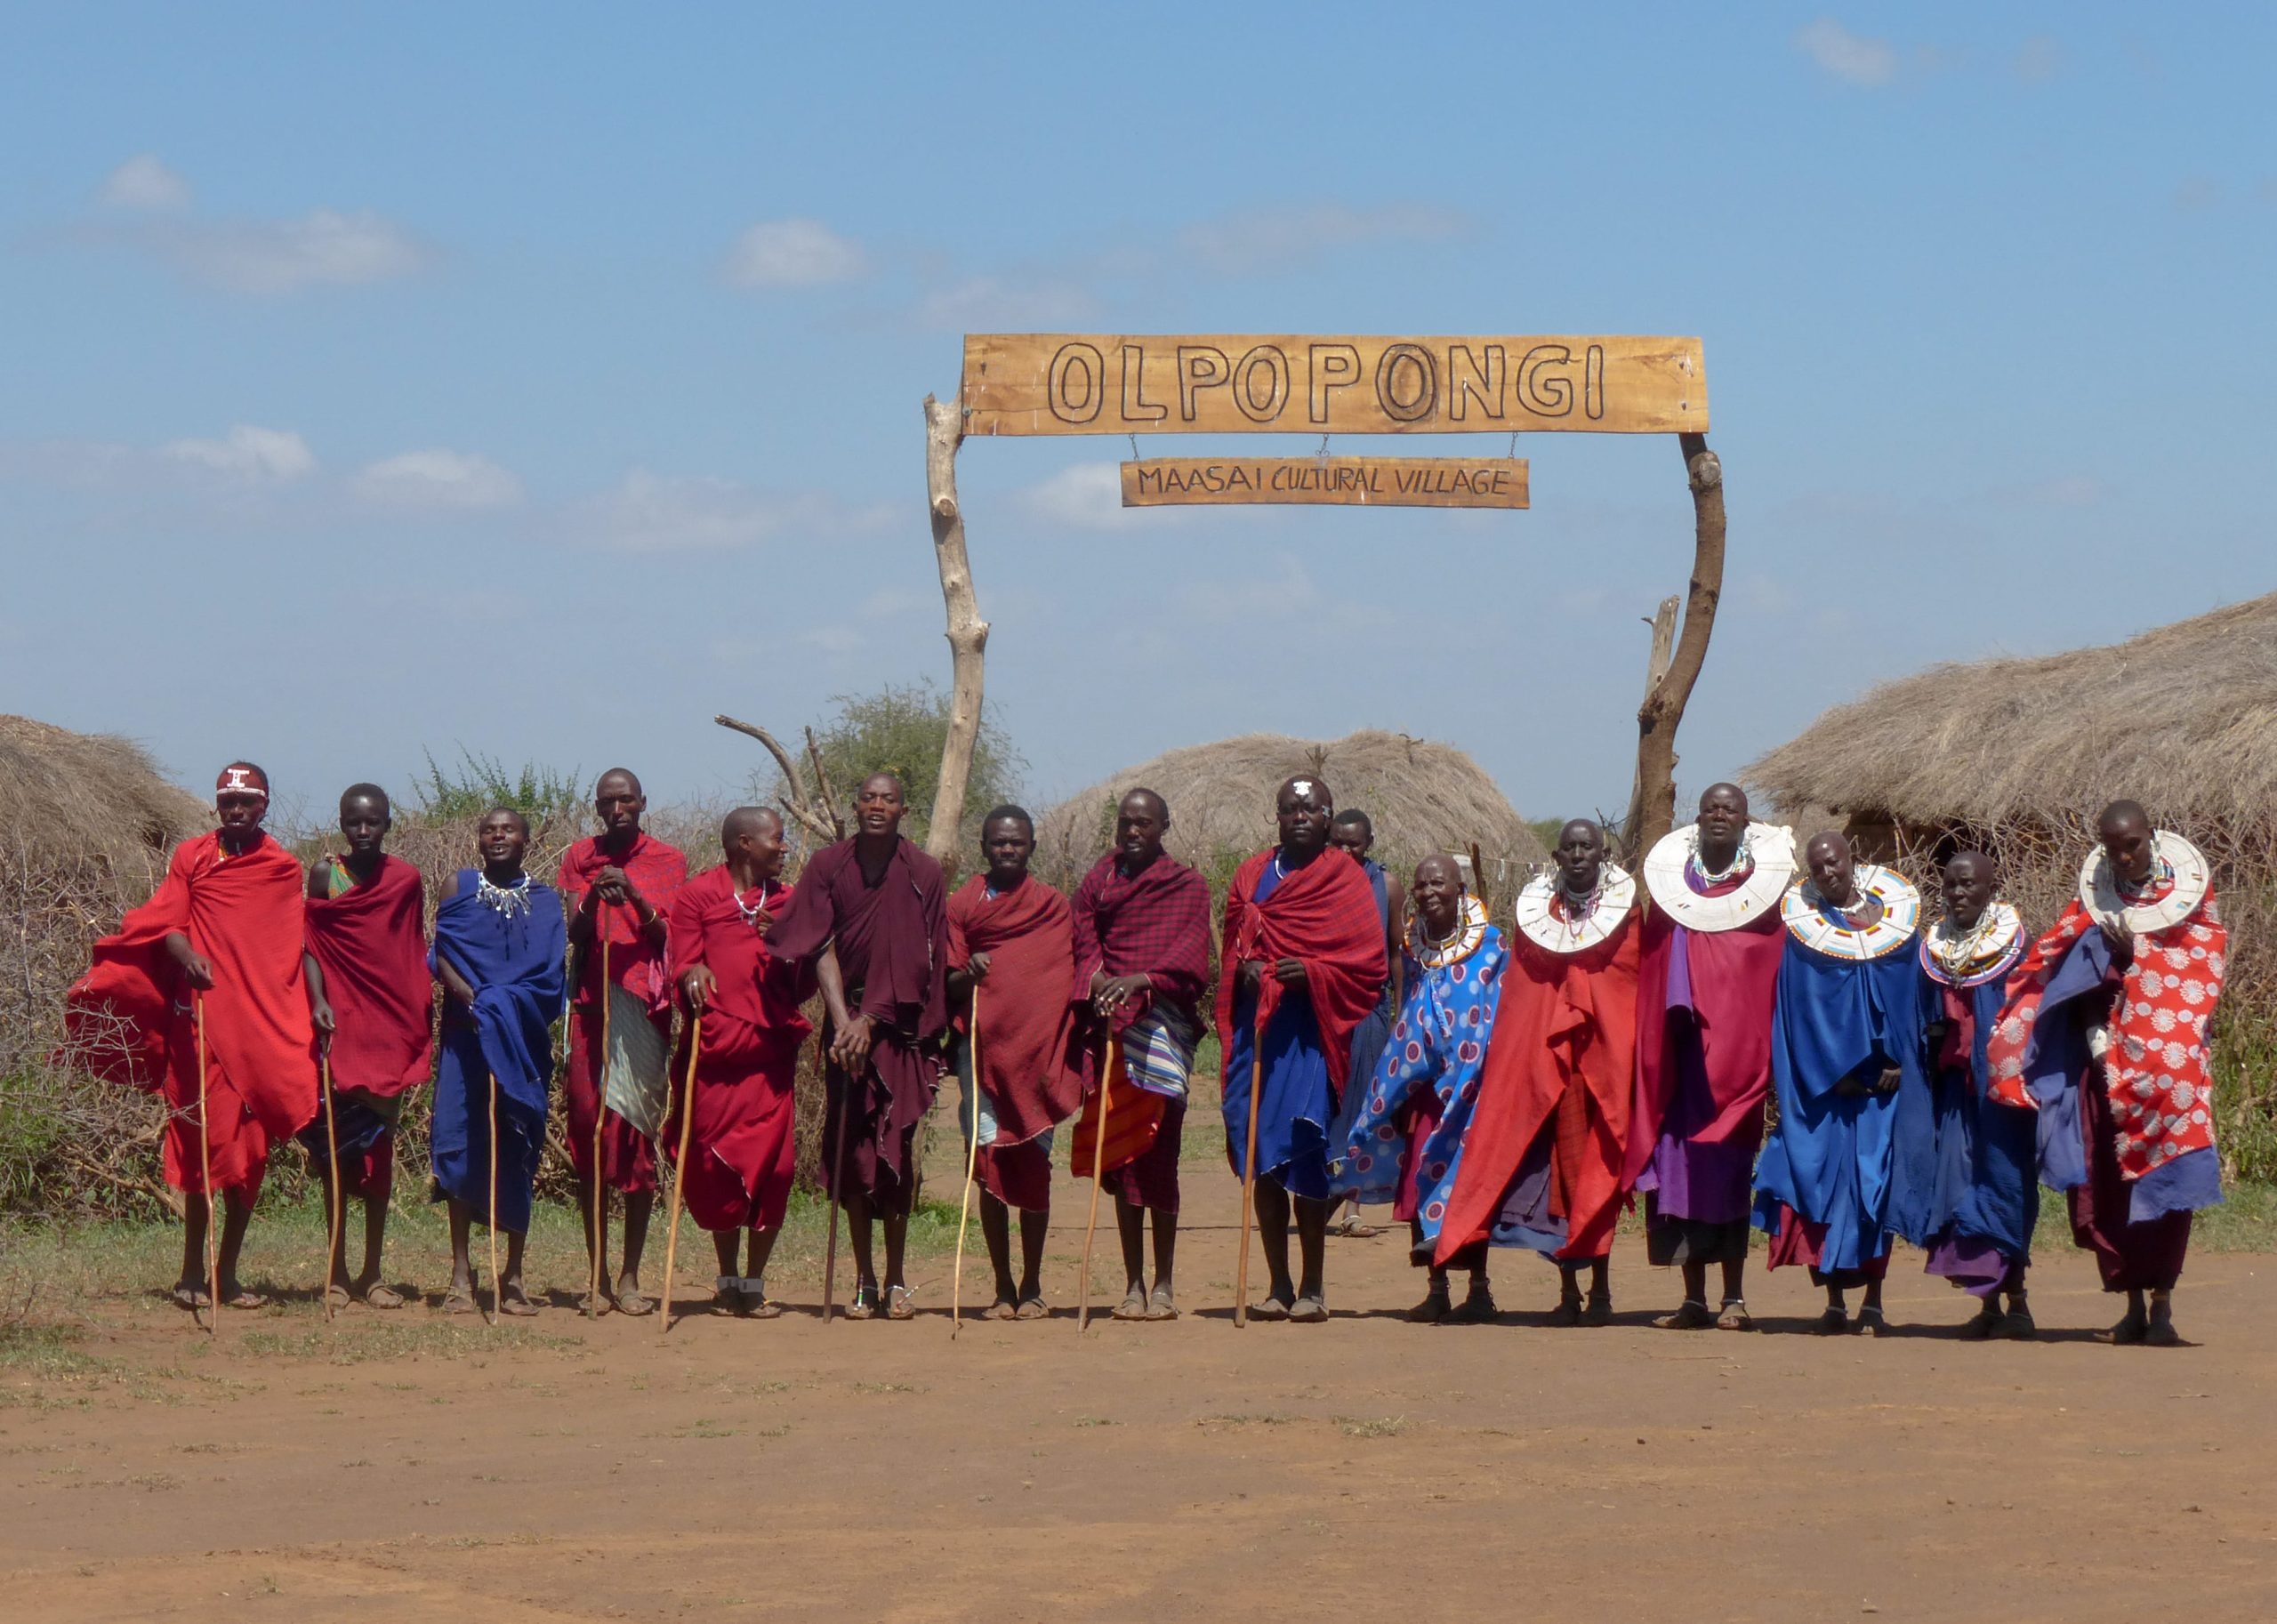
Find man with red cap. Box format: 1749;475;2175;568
64;762;324;1311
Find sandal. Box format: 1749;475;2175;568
498;1286;540;1317
1716;1297;1755;1332
614;1288;657;1318
984;1298;1018;1322
1582;1290;1613;1327
442;1288;479;1315
1958;1303;2002;1341
323;1283;354;1310
1855;1306;1890;1339
171;1283;209;1312
1406;1287;1452;1325
358;1282;405;1311
844;1284;880;1321
1654;1298;1715;1331
1813;1306;1851;1336
1247;1293;1292;1322
1446;1285;1498;1325
740;1280;784;1319
1995;1303;2036;1341
223;1289;269;1311
887;1284;917;1321
1014;1295;1049;1321
1289;1294;1329;1324
2096;1310;2148;1346
714;1276;744;1314
1111;1288;1149;1322
1548;1296;1582;1329
1146;1284;1179;1321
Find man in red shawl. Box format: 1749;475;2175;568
1628;783;1795;1331
945;806;1088;1320
1219;776;1388;1323
668;806;815;1316
1440;819;1640;1326
302;784;432;1309
63;762;323;1311
1988;800;2227;1346
558;767;688;1314
765;772;947;1321
1069;788;1213;1321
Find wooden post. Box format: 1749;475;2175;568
319;1048;341;1323
950;988;982;1339
1623;436;1726;862
921;395;990;870
1621;594;1680;849
658;1016;703;1336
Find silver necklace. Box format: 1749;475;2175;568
735;879;776;928
478;872;532;920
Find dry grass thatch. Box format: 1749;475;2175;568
1032;728;1545;892
0;714;209;882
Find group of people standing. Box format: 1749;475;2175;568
64;760;2228;1345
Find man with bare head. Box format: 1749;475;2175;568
1630;783;1796;1330
1218;776;1388;1322
1326;808;1402;1240
1989;800;2227;1346
765;772;948;1319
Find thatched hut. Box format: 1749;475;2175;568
0;714;207;909
1034;728;1546;895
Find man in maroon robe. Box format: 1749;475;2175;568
559;767;688;1314
63;763;323;1311
1069;788;1214;1320
946;806;1088;1319
668;806;815;1316
765;772;947;1321
302;784;432;1309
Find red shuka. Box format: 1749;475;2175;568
664;868;815;1231
305;856;432;1099
557;831;688;1190
1214;848;1388;1101
63;832;318;1195
949;873;1089;1146
1437;912;1640;1265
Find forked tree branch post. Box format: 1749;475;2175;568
922;394;990;871
1623;433;1726;861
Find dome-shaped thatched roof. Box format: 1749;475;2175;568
0;714;207;888
1744;592;2277;835
1034;728;1545;882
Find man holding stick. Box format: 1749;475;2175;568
301;784;432;1309
64;763;323;1312
431;808;566;1316
559;767;688;1315
665;807;815;1316
1219;776;1388;1323
1069;789;1213;1322
765;772;948;1321
945;806;1088;1320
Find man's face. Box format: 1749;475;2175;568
1697;784;1748;846
982;816;1034;880
339;794;390;857
1943;855;1993;927
1116;794;1166;865
729;815;788;880
1806;835;1855;901
857;776;905;838
595;774;644;839
1328;822;1371;864
2101;816;2155;886
478;811;527;868
1411;857;1461;934
1554;820;1604;894
1276;779;1332;855
215;790;267;836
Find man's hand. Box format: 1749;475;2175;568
681;966;717;1014
1235;960;1264;995
1873;1065;1903;1095
1272;957;1308;989
591;865;634;908
165;934;214;991
311;998;336;1038
830;1012;876;1073
965;951;993;985
1090;972;1150;1017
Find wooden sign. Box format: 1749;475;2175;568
1121;455;1528;510
961;334;1704;437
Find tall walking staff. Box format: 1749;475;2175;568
588;921;611;1318
485;1073;502;1330
1233;1031;1265;1330
319;1042;342;1323
820;1025;849;1323
950;987;982;1338
1076;1026;1114;1332
658;1015;703;1336
193;993;219;1336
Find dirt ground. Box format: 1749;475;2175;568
4;1199;2274;1624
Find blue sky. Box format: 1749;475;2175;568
4;4;2271;832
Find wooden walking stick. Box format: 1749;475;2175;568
1077;1026;1114;1332
1234;1035;1265;1330
950;987;982;1339
820;1026;849;1322
319;1043;342;1323
659;1014;703;1336
486;1072;502;1330
194;993;218;1336
588;925;611;1318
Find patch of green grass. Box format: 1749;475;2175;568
1335;1415;1407;1439
1196;1411;1295;1427
237;1320;578;1364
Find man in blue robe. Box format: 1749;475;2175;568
430;808;567;1316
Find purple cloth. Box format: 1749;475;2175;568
1924;1234;2024;1298
1633;930;1760;1223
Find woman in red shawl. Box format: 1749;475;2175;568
946;807;1088;1320
302;784;432;1309
63;763;323;1312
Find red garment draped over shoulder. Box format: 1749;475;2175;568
558;832;688;1013
63;832;318;1195
1436;912;1639;1265
949;874;1088;1146
305;856;432;1098
1213;848;1387;1100
1623;894;1783;1183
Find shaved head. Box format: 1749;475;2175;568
1698;782;1750;818
721;805;782;844
1121;786;1168;824
2097;799;2150;837
597;767;642;798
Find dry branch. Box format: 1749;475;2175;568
922;394;990;870
1624;435;1726;860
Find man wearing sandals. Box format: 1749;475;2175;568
1324;808;1402;1242
668;807;816;1318
766;773;949;1321
1987;801;2227;1347
1751;832;1927;1337
430;808;566;1317
65;763;323;1314
945;807;1088;1321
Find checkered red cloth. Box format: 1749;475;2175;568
1068;852;1213;1033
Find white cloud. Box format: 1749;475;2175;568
100;154;192;213
725;219;868;288
350;449;522;511
159;425;316;484
2015;35;2064;84
575;468;889;552
1022;462;1161;533
165;209;429;293
1179;204;1469;277
1795;19;1900;87
915;275;1100;331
